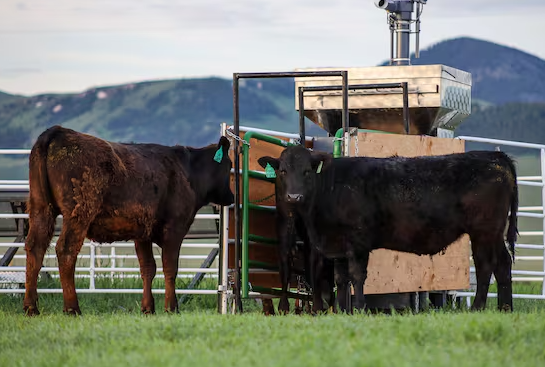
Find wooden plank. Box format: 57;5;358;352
365;236;470;294
349;132;470;294
228;208;277;240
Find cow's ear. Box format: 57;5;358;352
218;136;230;151
310;151;332;173
258;156;279;170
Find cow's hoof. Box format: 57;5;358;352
141;308;155;315
278;299;290;315
23;306;40;317
63;307;82;316
500;304;512;313
164;308;179;314
262;299;276;316
470;305;485;312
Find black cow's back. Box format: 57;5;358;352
312;151;517;255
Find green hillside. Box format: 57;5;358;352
1;37;545;161
394;37;545;105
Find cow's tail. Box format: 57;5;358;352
505;155;519;263
27;125;62;218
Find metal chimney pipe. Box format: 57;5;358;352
375;0;427;66
394;6;412;65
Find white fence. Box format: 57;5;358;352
454;136;545;303
1;129;545;312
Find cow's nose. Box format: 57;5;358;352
286;194;304;203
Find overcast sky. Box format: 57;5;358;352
1;0;544;95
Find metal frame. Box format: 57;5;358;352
298;82;410;137
232;71;349;312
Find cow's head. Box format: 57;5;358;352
205;136;234;206
258;145;331;206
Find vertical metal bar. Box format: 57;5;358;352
221;205;230;314
219;122;229;314
89;243;95;290
415;3;421;58
341;70;349;157
232;73;243;312
402;82;410;134
541;149;545;295
242;142;250;298
110;246;115;280
298;86;305;145
389;17;394;66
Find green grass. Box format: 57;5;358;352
1;281;545;366
1;151;545;366
1;308;545;367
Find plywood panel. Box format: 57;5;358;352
228;208;277;240
350;132;470;294
349;132;465;157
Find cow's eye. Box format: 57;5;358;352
304;170;310;176
280;170;287;176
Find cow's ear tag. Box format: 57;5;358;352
265;163;276;178
316;161;323;174
213;147;223;163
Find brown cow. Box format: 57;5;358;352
23;125;234;316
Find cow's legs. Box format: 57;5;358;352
23;209;56;316
494;243;513;312
334;258;351;313
277;220;295;315
311;249;325;313
349;249;369;312
324;259;337;313
135;240;157;314
160;219;191;313
161;242;181;313
55;219;89;315
470;238;496;311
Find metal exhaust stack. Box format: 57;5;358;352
374;0;428;66
294;0;472;138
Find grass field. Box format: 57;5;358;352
1;280;545;367
1;152;545;366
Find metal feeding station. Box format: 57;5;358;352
228;0;474;313
295;0;472;142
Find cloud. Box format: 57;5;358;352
50;51;180;70
0;0;544;95
0;67;41;80
0;67;41;74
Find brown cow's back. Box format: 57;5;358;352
39;127;195;243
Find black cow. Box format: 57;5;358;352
24;125;234;316
256;167;336;314
259;145;518;312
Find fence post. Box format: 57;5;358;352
89;243;96;290
111;246;116;281
541;148;545;296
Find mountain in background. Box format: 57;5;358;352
405;37;545;104
0;36;544;160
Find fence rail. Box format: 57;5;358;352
456;135;545;301
2;130;545;309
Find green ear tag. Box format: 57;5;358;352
265;163;276;178
213;147;223;163
316;161;323;174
